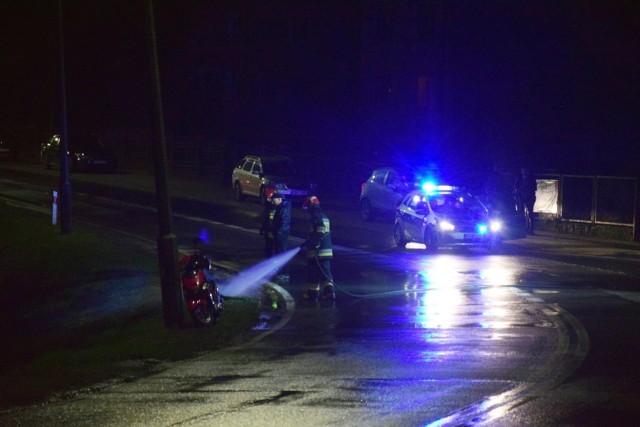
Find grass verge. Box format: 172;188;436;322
0;202;261;410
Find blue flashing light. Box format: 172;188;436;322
421;181;459;195
438;185;456;192
198;228;212;244
421;181;437;194
477;224;489;235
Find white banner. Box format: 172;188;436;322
534;180;558;214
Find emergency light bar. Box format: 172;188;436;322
421;182;458;195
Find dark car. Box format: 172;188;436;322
394;187;503;252
40;135;118;173
0;139;15;159
231;155;316;203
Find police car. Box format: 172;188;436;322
394;185;503;251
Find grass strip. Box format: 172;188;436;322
0;202;260;410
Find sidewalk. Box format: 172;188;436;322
2;159;639;242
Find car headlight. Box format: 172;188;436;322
439;221;455;231
489;220;502;232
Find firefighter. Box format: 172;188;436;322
260;187;291;281
513;167;537;235
301;195;335;301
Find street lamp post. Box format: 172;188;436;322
146;0;183;328
58;0;71;234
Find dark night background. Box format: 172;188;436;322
1;0;639;186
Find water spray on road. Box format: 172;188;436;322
218;247;300;297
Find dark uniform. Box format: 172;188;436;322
302;196;334;301
260;190;291;279
513;168;537;235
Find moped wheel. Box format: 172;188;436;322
191;305;218;326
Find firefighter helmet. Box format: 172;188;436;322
265;187;283;202
264;187;277;202
303;195;320;210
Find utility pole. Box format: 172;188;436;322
58;0;71;234
146;0;183;328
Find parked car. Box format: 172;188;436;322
231;155;315;203
40;135;118;173
394;187;503;252
0;140;14;159
360;167;412;221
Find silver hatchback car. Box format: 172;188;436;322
359;167;411;221
394;187;503;252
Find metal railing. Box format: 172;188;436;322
542;174;638;239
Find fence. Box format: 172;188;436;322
536;174;638;240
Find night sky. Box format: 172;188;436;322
1;1;638;177
438;1;640;176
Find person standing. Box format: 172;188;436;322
301;195;335;301
260;187;291;281
484;162;505;213
513;167;537;235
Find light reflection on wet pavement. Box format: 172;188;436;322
326;249;587;425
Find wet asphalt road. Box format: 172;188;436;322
1;163;639;426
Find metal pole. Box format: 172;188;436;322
592;176;597;227
146;0;183;328
634;177;638;242
58;0;72;234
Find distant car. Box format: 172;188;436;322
394;187;503;252
360;167;412;221
231;155;315;203
0;140;14;159
40;135;118;173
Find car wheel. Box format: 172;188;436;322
42;154;52;170
488;237;503;253
394;223;406;248
234;182;245;201
423;226;439;252
360;198;373;221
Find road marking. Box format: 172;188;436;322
426;299;590;426
603;290;640;304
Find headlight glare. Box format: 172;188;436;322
439;221;455;231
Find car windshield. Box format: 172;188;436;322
387;170;410;191
430;193;486;216
262;159;296;176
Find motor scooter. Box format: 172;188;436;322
179;238;223;326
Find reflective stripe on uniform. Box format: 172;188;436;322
307;248;333;258
317;248;333;257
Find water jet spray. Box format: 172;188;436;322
218;247;300;297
